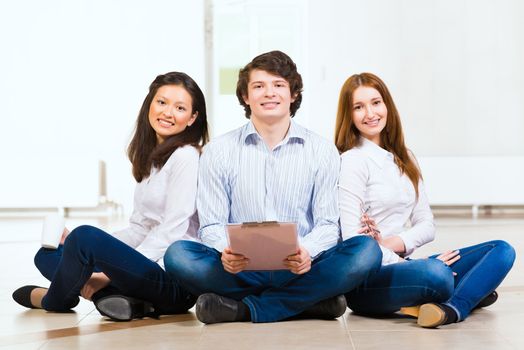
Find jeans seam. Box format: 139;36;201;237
456;242;496;260
242;296;257;322
45;263;90;310
94;258;170;286
453;243;495;296
450;242;496;321
355;285;450;301
442;302;462;322
68;264;91;299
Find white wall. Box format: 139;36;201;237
210;0;309;137
306;0;524;157
2;0;523;214
211;0;524;155
0;0;205;214
208;0;524;207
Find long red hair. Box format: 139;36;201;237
334;72;421;197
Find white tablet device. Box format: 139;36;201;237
226;221;299;271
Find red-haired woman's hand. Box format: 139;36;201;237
359;213;381;240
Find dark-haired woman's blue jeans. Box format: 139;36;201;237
34;225;195;313
164;235;382;323
345;240;515;321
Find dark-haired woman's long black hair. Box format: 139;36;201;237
127;72;209;182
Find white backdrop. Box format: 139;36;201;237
1;0;523;216
0;0;205;214
305;0;524;156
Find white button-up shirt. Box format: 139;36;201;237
339;138;435;265
112;145;200;267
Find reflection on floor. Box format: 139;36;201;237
1;216;522;349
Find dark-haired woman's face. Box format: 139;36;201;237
148;84;197;144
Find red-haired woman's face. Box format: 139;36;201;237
351;86;387;146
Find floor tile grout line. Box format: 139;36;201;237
196;319;207;350
341;312;357;350
0;314;197;346
75;306;98;326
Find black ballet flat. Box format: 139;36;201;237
12;285;80;310
12;285;44;309
95;295;157;322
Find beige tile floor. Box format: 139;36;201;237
0;215;522;349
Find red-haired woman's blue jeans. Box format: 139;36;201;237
34;225;195;313
345;240;515;321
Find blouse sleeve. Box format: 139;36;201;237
339;151;367;241
397;179;436;256
396;151;435;255
111;205;148;248
339;151;400;265
134;146;200;262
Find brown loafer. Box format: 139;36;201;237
400;303;448;328
417;303;448;328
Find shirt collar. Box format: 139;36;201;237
286;120;307;142
242;119;306;146
242;121;259;144
358;137;393;168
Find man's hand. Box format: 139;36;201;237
80;272;111;300
221;248;249;274
284;246;311;274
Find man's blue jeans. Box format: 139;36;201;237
34;225;195;313
346;240;515;321
164;235;382;323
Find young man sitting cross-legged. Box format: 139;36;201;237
164;50;382;324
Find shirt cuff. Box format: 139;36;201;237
135;246;163;264
301;240;323;260
212;238;228;253
397;232;415;256
380;245;400;265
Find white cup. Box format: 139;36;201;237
41;214;65;249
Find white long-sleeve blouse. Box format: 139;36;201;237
338;138;435;265
112;145;200;267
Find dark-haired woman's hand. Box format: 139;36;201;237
59;227;70;245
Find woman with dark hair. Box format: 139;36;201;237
335;72;515;328
12;71;209;321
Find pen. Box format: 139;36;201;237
361;204;380;239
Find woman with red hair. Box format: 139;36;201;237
335;72;515;328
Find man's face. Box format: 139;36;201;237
243;69;295;123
